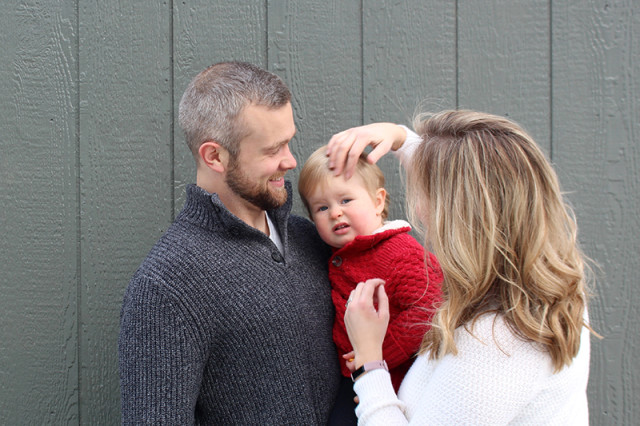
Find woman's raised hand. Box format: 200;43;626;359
326;123;407;179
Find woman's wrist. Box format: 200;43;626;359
351;360;388;382
354;351;384;370
391;124;408;151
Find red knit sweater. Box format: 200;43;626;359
330;220;442;391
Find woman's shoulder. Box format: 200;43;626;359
423;313;556;405
454;313;551;367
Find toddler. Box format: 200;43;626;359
298;145;442;424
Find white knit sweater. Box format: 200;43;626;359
353;312;591;425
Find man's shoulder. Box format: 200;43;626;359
142;221;207;261
127;221;213;284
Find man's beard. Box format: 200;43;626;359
225;155;288;211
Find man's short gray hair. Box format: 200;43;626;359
178;61;291;157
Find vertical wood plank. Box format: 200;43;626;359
0;1;78;423
552;1;639;423
173;1;267;214
267;0;362;216
78;0;172;421
363;0;457;221
458;0;551;153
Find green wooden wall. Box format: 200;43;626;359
1;1;637;424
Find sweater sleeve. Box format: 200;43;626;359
382;249;442;369
355;314;553;425
394;125;421;168
119;276;207;425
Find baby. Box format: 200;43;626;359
298;145;442;424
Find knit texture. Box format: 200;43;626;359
119;183;340;425
353;312;591;425
330;220;442;391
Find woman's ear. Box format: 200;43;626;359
198;142;229;173
374;188;387;215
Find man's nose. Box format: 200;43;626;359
280;145;297;170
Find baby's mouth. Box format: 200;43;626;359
333;223;349;232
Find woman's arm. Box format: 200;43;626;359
344;279;407;425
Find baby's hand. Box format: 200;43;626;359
342;351;356;373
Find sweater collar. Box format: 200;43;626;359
333;220;412;253
179;182;293;236
371;219;412;235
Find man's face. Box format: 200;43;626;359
225;102;297;211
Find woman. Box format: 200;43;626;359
328;110;594;424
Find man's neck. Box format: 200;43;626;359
196;177;269;235
224;197;269;235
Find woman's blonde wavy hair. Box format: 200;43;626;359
407;110;592;371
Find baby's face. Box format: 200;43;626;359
306;173;385;248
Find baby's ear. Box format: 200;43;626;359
375;188;387;215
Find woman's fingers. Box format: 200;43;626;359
351;278;385;312
327;132;369;178
327;123;406;179
344;279;389;367
374;283;390;320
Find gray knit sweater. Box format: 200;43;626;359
119;183;340;425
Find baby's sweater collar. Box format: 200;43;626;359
333;220;412;253
372;219;412;234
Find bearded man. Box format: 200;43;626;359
118;62;339;425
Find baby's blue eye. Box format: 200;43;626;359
317;206;328;212
341;198;352;205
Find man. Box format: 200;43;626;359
119;62;340;424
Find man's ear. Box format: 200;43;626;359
374;188;387;216
198;141;229;173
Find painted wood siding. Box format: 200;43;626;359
0;1;637;424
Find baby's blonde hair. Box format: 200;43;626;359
298;145;389;220
408;110;592;371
